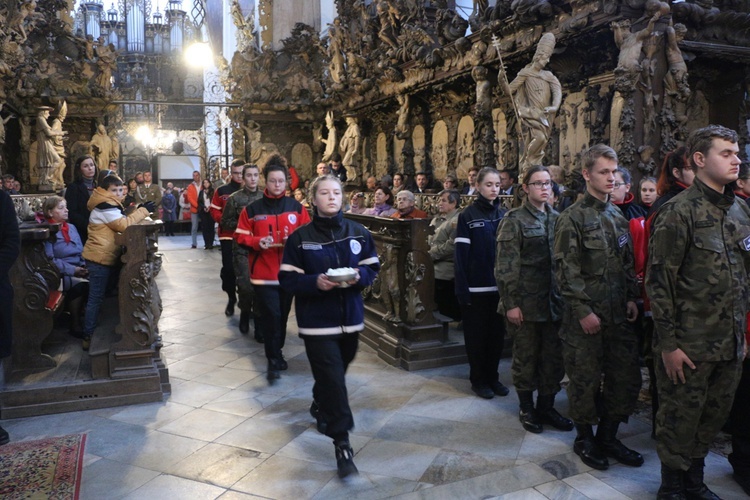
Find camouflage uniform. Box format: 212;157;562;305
222;187;263;314
496;200;564;394
553;191;641;424
646;178;750;471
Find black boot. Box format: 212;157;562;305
518;391;543;433
310;400;327;434
239;311;250;334
266;359;281;381
334;440;358;479
254;318;264;343
225;296;236;317
658;463;688;500
596;419;644;467
573;423;609;470
536;394;574;431
684;458;720;500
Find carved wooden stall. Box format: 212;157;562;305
1;211;169;419
347;214;467;370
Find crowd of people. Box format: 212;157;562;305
2;125;750;493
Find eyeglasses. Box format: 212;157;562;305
613;182;626;188
527;181;552;189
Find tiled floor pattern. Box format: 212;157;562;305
2;235;746;499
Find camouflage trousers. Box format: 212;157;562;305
232;243;258;315
560;315;641;424
508;320;564;395
655;357;742;471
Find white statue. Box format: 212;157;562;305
50;101;68;190
339;116;361;182
321;111;337;162
36;106;63;191
90;122;114;172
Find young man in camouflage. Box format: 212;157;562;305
221;164;264;340
554;144;643;471
646;125;750;499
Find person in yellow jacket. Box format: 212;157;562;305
81;175;151;350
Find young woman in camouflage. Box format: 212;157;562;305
495;166;573;434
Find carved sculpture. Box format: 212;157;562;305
610;14;659;163
662;21;691;149
328;18;347;88
36;106;63;191
321;111;337;162
379;243;401;323
340;115;361;182
507;33;561;172
95;42;118;93
472;65;496;169
243;120;279;168
50;101;67;191
395;94;410;140
90;122;114;172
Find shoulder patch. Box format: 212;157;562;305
350;239;362;255
302;243;322;250
469;221;485;229
288;213;297;225
254;215;267;221
618;233;629;248
695;220;714;228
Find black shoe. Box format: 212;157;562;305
335;441;358;479
225;298;236;317
574;424;609;470
471;385;494;399
518;391;543;433
536;394;574;431
490;381;510;397
191;245;197;248
254;332;265;343
684;458;720;500
239;311;250;334
596;420;644;467
658;463;687;500
82;335;91;351
279;357;288;371
0;426;9;446
266;360;281;381
310;400;327;434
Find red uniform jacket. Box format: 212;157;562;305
234;190;311;285
210;181;241;240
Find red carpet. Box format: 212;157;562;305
0;433;86;499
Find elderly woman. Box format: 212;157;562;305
429;189;462;322
347;191;367;214
43;196;89;337
362;186;397;217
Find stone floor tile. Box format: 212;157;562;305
194;366;261;389
80;458;160;500
183;349;243;367
354;438;442;481
375;413;462;448
312;472;418;499
442;420;527;459
492;487;550;499
202;390;280;418
393;462;556;499
217;491;268;499
169;443;266;489
534;480;590;500
160;343;206;362
517;428;577;463
104;430;209;472
419;449;518;485
122;473;226;499
398;390;478;422
231;454;336;498
167;379;231;407
167;359;218;381
563;472;632;500
535;451;593;480
158;408;246;442
215;417;307;454
106;401;195;430
172;333;235;349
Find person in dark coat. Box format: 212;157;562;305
161;185;177;236
0;188;20;445
64;156;98;244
